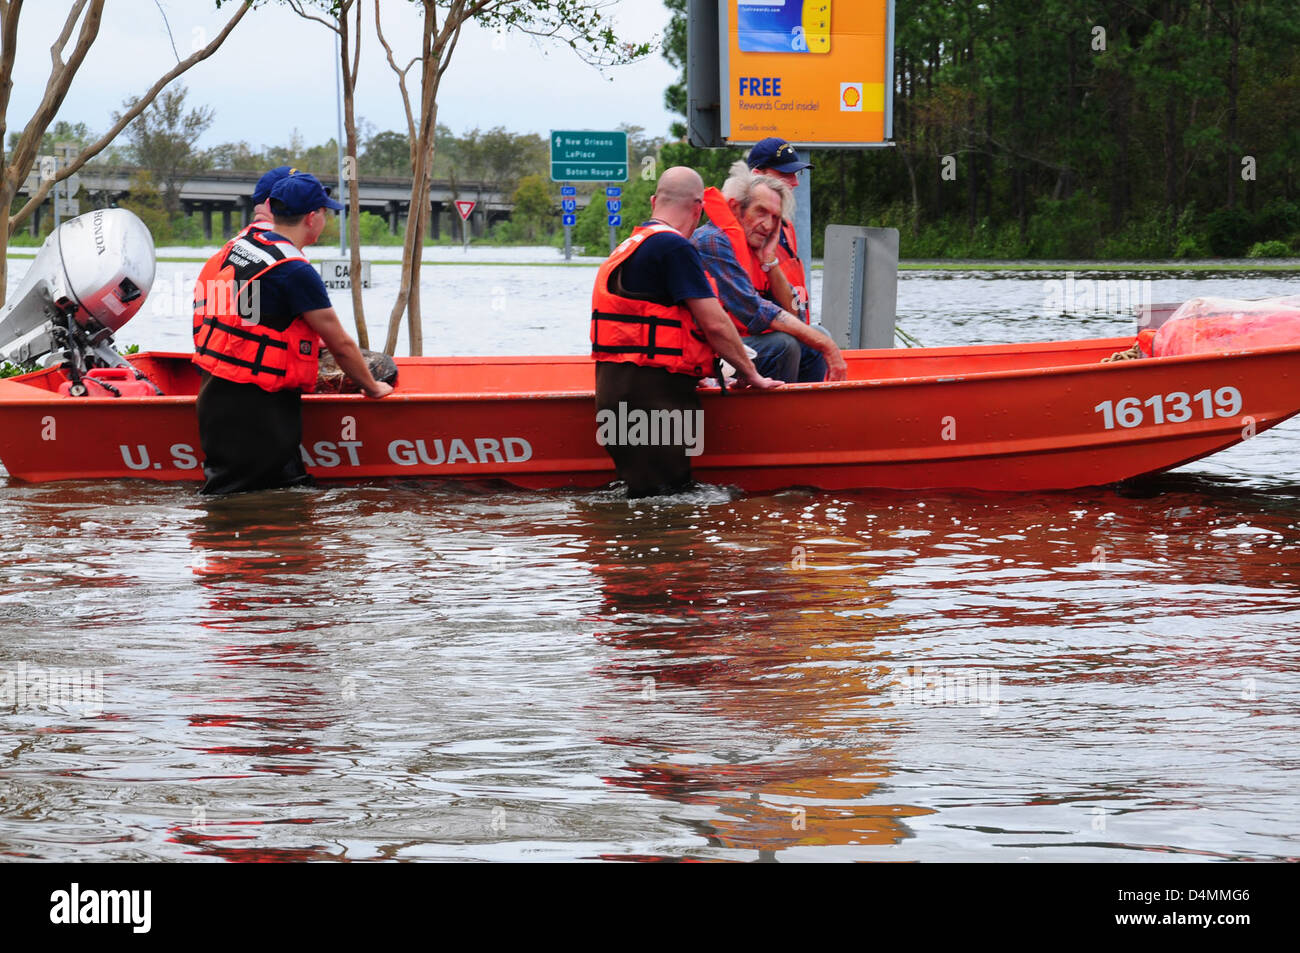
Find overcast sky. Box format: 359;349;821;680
6;1;679;151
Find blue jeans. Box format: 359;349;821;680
743;326;830;383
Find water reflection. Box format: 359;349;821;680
1;425;1297;861
579;497;933;860
175;490;353;861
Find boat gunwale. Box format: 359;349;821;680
2;337;1300;405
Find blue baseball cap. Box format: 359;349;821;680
252;166;294;205
746;137;812;173
269;171;345;215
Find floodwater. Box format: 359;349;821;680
1;249;1298;861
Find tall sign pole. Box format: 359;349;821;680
794;171;812;297
560;185;577;261
335;29;347;257
606;186;622;253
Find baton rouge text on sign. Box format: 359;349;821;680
116;436;534;471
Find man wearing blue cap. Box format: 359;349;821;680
250;165;294;226
193;171;392;494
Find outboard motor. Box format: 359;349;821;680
0;208;161;395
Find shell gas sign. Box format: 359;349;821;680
720;0;894;146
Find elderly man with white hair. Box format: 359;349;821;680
692;162;846;384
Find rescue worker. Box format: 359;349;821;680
591;166;781;498
193;171;392;495
693;162;846;383
249;165;294;230
746;138;812;322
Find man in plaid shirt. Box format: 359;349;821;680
692;164;846;383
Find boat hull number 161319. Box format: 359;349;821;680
1094;387;1243;430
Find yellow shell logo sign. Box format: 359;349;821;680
840;82;864;112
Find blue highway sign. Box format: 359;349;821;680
608;214;622;227
563;214;577;227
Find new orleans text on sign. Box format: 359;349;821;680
720;0;894;146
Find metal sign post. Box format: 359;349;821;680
455;200;476;252
794;169;812;316
561;185;576;261
606;185;622;253
335;30;347;257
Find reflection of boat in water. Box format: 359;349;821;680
4;339;1295;492
2;208;1296;492
578;503;931;860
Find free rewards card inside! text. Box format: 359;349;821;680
738;0;831;54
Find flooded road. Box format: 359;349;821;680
1;256;1298;861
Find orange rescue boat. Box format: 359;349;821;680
0;337;1294;492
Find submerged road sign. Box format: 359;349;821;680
319;259;371;290
550;130;628;182
455;200;476;220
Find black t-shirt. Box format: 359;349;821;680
615;223;715;306
252;231;332;330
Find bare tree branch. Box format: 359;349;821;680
51;0;91;68
374;0;416;145
286;0;339;34
9;0;251;230
0;0;25;166
152;0;181;61
348;0;360;79
5;0;103;207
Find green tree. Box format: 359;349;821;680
205;140;268;172
362;130;411;175
510;173;553;240
116;84;215;215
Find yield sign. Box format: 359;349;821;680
455;200;476;221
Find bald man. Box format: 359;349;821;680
590;166;780;497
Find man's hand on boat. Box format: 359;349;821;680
732;369;783;390
302;307;395;398
765;311;849;382
686;297;783;391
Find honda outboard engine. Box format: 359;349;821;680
0;208;161;394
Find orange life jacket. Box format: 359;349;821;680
590;223;717;378
775;219;810;323
192;228;321;393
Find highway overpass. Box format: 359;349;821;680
17;166;593;240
